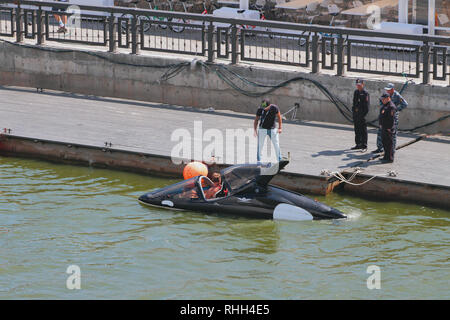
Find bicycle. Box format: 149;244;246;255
168;0;190;33
119;0;169;34
169;0;219;33
224;3;272;37
200;0;219;16
298;4;345;47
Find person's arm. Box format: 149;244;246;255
204;188;213;199
254;115;260;137
204;184;220;199
277;111;282;134
363;92;370;117
396;93;408;111
386;107;396;131
254;107;263;137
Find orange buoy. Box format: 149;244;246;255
183;161;208;180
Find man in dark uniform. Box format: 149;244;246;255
351;79;369;150
372;82;408;154
379;93;397;163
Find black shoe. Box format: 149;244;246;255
371;148;383;153
351;145;361;150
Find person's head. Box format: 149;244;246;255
211;172;221;185
381;93;391;105
384;83;395;96
355;78;364;90
261;98;271;108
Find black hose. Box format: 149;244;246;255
210;64;447;132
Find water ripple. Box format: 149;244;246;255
0;157;449;299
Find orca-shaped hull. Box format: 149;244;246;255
139;184;345;221
139;162;346;221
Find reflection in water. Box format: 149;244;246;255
224;220;280;256
0;157;449;299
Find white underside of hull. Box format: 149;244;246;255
273;203;314;221
138;200;185;211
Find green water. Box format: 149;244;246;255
0;157;449;299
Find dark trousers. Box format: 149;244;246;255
377;111;399;152
381;129;394;161
353;116;367;147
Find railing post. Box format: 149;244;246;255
15;6;23;43
336;34;345;76
207;22;215;63
108;13;117;53
311;33;321;74
231;24;239;64
131;15;140;55
422;42;430;84
36;7;45;46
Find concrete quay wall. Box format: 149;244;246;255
0;41;448;134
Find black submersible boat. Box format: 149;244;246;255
138;161;346;221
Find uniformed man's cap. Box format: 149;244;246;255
355;78;364;84
381;93;390;98
384;83;395;90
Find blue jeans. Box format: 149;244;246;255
257;128;281;162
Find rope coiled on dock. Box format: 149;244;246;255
321;168;377;186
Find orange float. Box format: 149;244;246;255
183;161;208;180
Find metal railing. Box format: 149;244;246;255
0;0;449;84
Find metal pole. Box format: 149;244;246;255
240;27;245;62
15;5;23;43
240;0;249;10
428;0;435;35
36;6;44;45
336;35;345;76
231;24;239;64
422;42;430;84
207;22;215;63
131;15;139;55
108;13;117;53
398;0;408;23
311;33;321;73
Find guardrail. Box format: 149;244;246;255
0;0;449;84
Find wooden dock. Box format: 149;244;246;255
0;86;449;208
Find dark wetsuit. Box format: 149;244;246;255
352;88;369;148
379;101;397;162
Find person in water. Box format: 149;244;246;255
204;173;222;199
